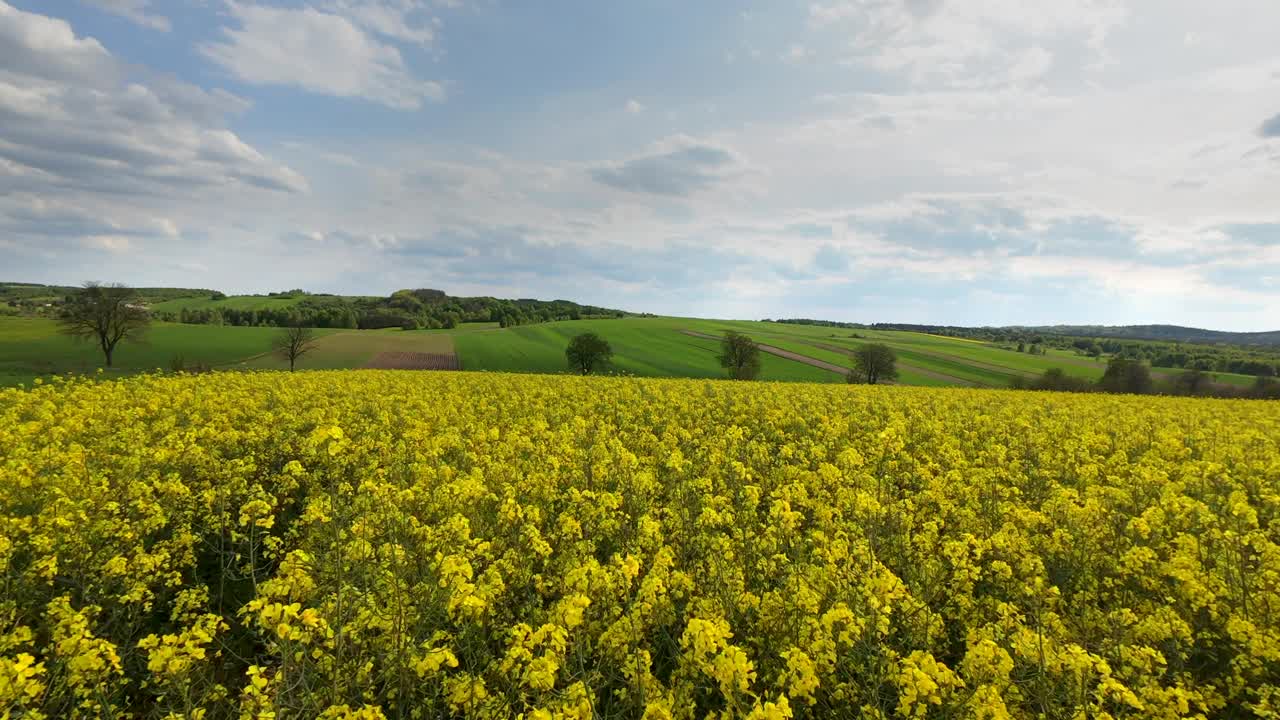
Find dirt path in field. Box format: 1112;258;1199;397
805;341;987;387
808;340;1035;382
680;331;853;376
1033;353;1109;370
896;347;1039;378
221;349;275;367
363;352;460;370
681;330;957;386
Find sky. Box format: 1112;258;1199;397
2;0;1279;329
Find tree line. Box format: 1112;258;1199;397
564;330;903;385
50;284;1280;399
859;322;1280;377
54;283;323;372
149;288;626;330
1010;357;1280;399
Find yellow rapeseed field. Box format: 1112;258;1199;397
2;370;1279;719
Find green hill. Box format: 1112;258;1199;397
2;314;1265;395
3;283;1276;396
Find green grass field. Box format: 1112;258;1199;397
241;330;454;370
0;318;468;385
454;318;840;383
148;293;382;313
0;317;329;386
1;314;1271;391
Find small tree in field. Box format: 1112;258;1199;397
275;325;318;372
1171;369;1211;396
718;331;761;380
849;343;898;384
58;282;150;367
566;332;612;374
1098;356;1152;395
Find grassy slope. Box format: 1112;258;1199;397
241;330;454;370
3;314;1269;390
0;318;459;385
150;295;342;312
668;320;1053;386
641;319;1265;390
454;318;839;383
1194;371;1260;388
0;317;330;386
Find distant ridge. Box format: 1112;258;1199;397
770;319;1280;348
1011;324;1280;346
870;323;1280;347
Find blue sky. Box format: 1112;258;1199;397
3;0;1279;329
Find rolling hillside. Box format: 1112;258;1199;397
1018;324;1280;346
2;295;1272;392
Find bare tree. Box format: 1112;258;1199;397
58;282;150;367
718;331;761;380
274;325;318;372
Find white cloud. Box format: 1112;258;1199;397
0;2;304;197
79;0;170;31
152;217;181;237
322;0;438;46
782;44;813;63
1261;112;1280;138
84;235;133;252
6;1;1280;329
812;0;1125;88
590;136;748;197
200;2;443;110
0;1;116;84
0;0;306;262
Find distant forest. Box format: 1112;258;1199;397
2;283;628;330
163;290;627;330
767;319;1280;378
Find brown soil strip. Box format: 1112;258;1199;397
747;328;1031;381
892;347;1039;378
679;330;947;386
221;349;275;367
363;352;460;370
680;331;852;375
805;341;987;387
1034;353;1109;370
686;330;975;387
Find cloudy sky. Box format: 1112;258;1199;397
3;0;1279;328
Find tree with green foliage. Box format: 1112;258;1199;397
58;282;150;367
565;332;612;375
1251;376;1280;400
1013;368;1093;393
1170;369;1211;396
849;343;899;385
718;331;761;380
1098;356;1153;395
274;324;319;372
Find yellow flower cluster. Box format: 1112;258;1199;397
2;370;1279;718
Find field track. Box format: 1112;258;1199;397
681;330;988;386
875;345;1038;379
362;351;460;370
806;341;988;387
680;331;851;376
